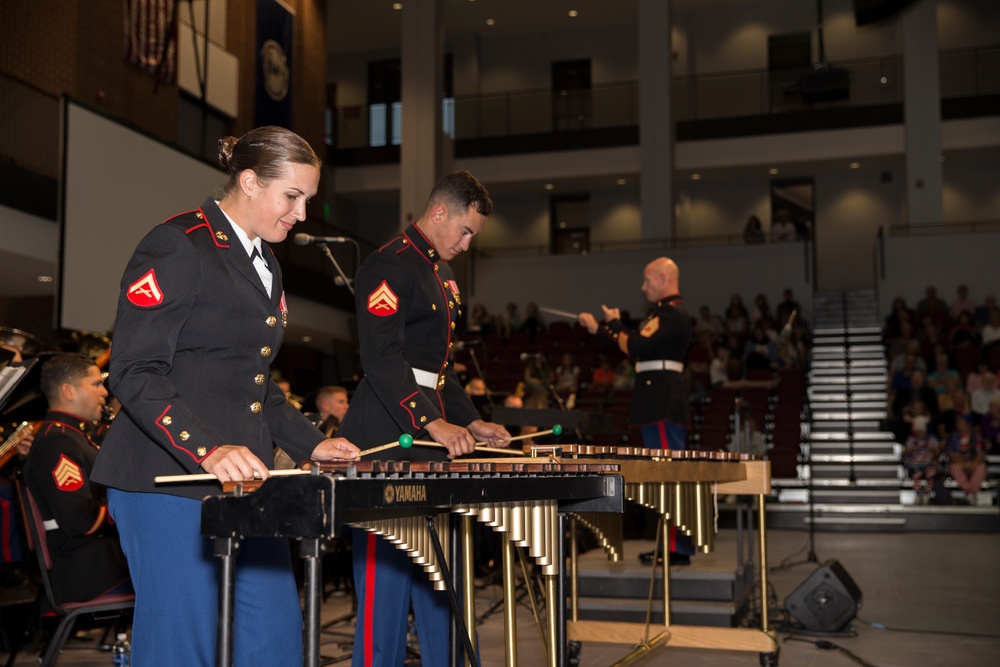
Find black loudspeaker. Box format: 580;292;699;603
853;0;920;26
784;560;863;632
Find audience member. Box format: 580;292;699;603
927;353;960;397
724;295;750;340
980;308;1000;349
590;356;615;392
946;311;979;350
468;303;493;335
521;302;544;342
974;294;997;327
751;294;772;326
553;353;581;407
743;215;765;244
775;289;800;329
937;389;971;440
612;360;636;392
945;414;986;505
890;369;938;440
742;326;779;372
693;305;725;340
980;397;1000;452
970;371;1000;418
710;346;777;389
498;302;521;339
902;415;941;505
770;210;796;242
884;297;915;341
522;356;549;409
948;284;976;321
916;285;947;327
966;362;998;395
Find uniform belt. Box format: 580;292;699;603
44;519;59;531
635;359;684;373
412;368;446;390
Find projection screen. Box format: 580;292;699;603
59;100;225;334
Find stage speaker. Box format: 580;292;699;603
784;560;862;632
853;0;920;26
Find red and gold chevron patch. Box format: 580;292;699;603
127;268;164;307
368;280;399;316
52;454;84;492
640;316;660;338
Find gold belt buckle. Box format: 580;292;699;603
436;374;446;390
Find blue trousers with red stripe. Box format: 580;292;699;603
351;528;451;667
641;421;695;556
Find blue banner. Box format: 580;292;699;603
255;0;293;128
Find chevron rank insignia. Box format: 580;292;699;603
52;454;84;492
368;280;399;316
640;316;660;337
127;268;164;307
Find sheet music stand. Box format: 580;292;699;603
0;359;38;414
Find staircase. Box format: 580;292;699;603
768;290;999;532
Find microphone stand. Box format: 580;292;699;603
317;243;355;296
467;349;495;410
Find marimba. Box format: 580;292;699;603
549;445;778;665
200;459;624;667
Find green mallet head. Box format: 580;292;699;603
552;424;563;436
399;434;414;449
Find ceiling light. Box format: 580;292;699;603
849;162;860;169
392;3;402;10
486;18;495;26
616;178;626;185
690;173;701;181
768;168;779;175
568;10;578;17
544;183;554;190
37;275;53;283
302;336;312;343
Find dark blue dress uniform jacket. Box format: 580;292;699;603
599;295;692;428
92;198;324;500
23;411;131;603
337;223;480;458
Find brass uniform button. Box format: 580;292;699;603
434;264;440;272
428;249;435;257
250;402;263;413
197;446;207;457
409;401;417;408
646;380;652;386
451;322;456;330
260;346;272;358
431;304;437;311
420;416;427;423
449;301;454;308
196;212;203;219
180;431;190;441
162;416;172;426
266;316;277;328
255;374;266;386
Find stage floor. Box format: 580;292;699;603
5;528;999;666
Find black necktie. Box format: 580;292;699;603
251;246;271;271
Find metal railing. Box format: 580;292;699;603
330;45;999;150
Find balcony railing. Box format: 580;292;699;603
330;45;999;150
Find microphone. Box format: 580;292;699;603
519;352;544;362
294;233;350;245
455;340;482;350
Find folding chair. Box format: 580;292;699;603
13;473;133;666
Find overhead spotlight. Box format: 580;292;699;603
486;18;495;26
849;162;860;169
690;173;702;180
392;2;402;10
769;168;779;175
616;178;627;185
569;10;578;17
302;336;312;343
544;183;555;190
37;275;54;283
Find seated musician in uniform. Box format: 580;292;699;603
22;354;132;603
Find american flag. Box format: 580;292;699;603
124;0;177;82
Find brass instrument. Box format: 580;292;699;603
0;420;40;468
0;327;43;358
70;330;112;369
